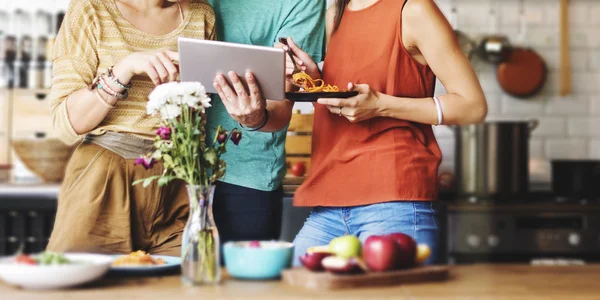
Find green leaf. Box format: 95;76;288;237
163;155;174;167
158;176;171;187
143;177;155;188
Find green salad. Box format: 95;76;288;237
35;252;72;265
16;251;73;265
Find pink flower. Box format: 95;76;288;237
230;130;242;146
156;126;172;140
217;129;228;144
134;156;155;170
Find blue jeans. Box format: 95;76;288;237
292;201;440;266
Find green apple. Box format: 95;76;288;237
329;235;362;258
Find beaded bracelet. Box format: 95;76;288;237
239;109;269;132
98;75;128;100
94;88;116;109
107;66;132;90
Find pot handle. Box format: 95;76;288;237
528;119;539;133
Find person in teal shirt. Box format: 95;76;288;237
205;0;325;244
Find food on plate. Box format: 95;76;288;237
299;251;333;271
363;235;400;272
289;161;306;177
328;235;362;259
15;254;37;265
387;233;417;268
112;250;165;266
415;244;432;265
321;256;364;274
15;252;72;265
292;71;341;93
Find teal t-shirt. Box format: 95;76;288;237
205;0;325;191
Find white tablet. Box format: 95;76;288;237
178;37;286;101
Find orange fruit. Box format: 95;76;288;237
415;244;431;265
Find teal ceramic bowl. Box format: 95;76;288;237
223;241;294;280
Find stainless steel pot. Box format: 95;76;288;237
454;120;538;197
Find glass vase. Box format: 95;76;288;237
181;184;221;285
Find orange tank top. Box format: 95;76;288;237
294;0;442;207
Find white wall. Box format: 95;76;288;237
433;0;599;183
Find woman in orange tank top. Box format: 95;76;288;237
284;0;486;265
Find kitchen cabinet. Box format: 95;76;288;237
11;88;53;138
280;192;311;243
0;185;59;255
0;184;307;255
2;264;599;298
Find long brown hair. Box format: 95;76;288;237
333;0;348;32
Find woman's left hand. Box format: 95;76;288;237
317;83;382;123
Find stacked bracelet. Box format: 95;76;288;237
107;66;132;90
239;109;269;132
93;89;116;109
433;96;444;125
98;75;128;100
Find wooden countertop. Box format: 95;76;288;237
2;264;599;299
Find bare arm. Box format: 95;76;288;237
63;51;180;134
50;0;182;144
318;0;487;125
379;0;486;125
214;71;294;133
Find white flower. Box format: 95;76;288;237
181;94;199;109
148;83;170;107
146;99;161;115
159;104;182;120
171;95;184;105
147;82;210;117
180;82;206;96
198;93;212;109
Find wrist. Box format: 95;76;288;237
240;108;269;131
112;61;133;87
376;92;389;118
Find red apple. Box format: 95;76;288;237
289;162;306;177
321;256;362;274
387;233;417;268
363;235;399;272
299;252;332;271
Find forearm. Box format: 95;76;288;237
64;88;115;134
246;82;294;132
378;93;487;125
259;99;294;132
67;63;135;134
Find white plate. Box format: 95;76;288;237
0;253;113;290
109;255;181;275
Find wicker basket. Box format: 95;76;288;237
12;138;75;182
